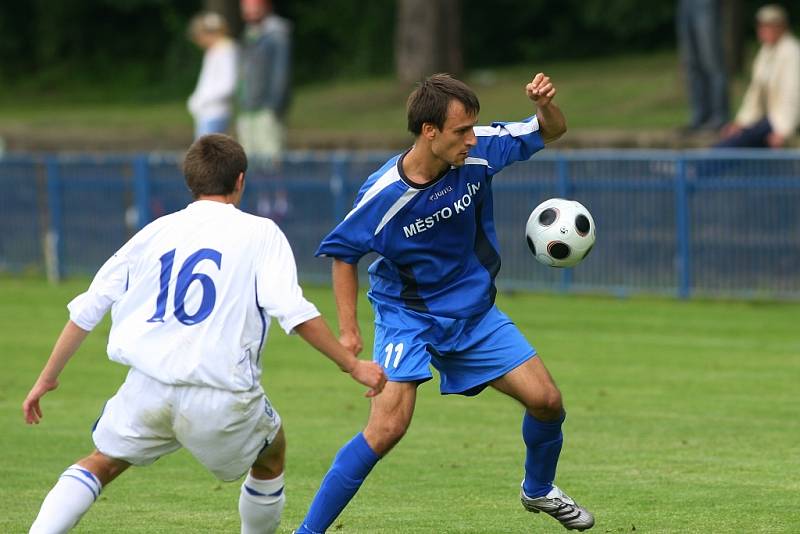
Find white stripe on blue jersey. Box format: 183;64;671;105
464;157;490;167
473;115;540;138
344;166;403;221
375;186;420;236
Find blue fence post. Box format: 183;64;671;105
675;156;691;299
45;156;63;282
331;153;349;221
556;156;573;292
133;154;151;229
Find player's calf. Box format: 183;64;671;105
29;464;103;533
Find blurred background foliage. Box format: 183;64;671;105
0;0;774;100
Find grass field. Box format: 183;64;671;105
2;278;798;533
0;50;754;151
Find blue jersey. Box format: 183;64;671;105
316;116;545;319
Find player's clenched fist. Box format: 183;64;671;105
348;360;387;397
526;72;557;107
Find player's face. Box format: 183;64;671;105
431;100;478;167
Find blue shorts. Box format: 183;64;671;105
371;302;536;396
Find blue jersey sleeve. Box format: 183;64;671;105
471;115;545;174
316;155;407;264
315;205;377;264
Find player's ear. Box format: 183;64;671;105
236;172;245;192
421;122;437;140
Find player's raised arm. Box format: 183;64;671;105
526;72;567;144
22;320;90;424
293;316;386;397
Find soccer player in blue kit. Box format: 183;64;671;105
294;73;594;532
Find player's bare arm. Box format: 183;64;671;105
332;259;363;355
22;320;90;424
294;317;387;397
526;72;566;144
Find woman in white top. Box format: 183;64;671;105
188;12;238;139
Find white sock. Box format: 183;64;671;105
238;472;285;534
29;464;103;534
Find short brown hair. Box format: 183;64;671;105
407;73;480;135
183;134;248;198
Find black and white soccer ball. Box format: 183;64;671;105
525;198;596;268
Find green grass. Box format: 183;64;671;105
294;51;701;133
0;50;754;150
2;278;798;533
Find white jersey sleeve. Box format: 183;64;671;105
67;241;132;330
256;222;320;334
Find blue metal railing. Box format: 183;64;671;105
1;149;799;300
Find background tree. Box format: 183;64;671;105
0;0;774;93
722;0;745;75
395;0;462;85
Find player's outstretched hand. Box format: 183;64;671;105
526;72;557;107
22;378;59;424
349;360;387;398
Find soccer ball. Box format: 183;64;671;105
525;198;596;268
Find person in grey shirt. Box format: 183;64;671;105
238;0;291;164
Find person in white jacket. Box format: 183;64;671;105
188;12;239;139
717;4;800;148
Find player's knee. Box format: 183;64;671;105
530;387;563;420
386;416;412;440
366;418;409;453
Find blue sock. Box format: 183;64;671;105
296;432;380;534
522;411;565;498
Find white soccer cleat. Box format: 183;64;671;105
520;484;595;531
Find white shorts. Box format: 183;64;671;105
92;369;281;482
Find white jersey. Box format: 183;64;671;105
68;200;319;391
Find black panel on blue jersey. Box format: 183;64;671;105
397;263;429;313
474;198;500;305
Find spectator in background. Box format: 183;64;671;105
677;0;729;132
716;4;800;148
187;12;238;139
238;0;292;165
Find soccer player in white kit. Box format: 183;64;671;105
21;134;387;534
